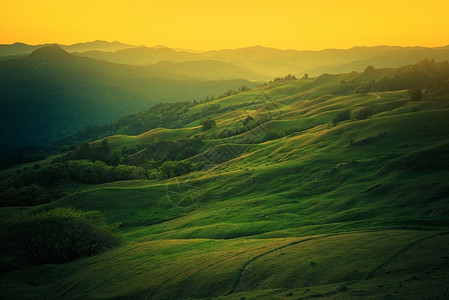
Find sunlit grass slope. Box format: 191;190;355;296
1;231;448;299
1;74;449;299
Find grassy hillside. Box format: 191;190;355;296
0;46;258;168
1;61;449;299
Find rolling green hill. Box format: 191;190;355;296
1;60;449;299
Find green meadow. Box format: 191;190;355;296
1;62;449;299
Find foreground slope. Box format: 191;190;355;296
1;63;449;299
2;231;448;299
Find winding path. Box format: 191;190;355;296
228;234;334;294
228;230;449;296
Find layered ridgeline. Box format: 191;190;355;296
78;45;449;78
0;45;257;151
1;60;449;299
3;41;449;79
0;40;136;58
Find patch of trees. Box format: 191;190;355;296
421;80;449;101
333;60;449;96
201;104;221;113
349;137;375;146
66;160;146;184
0;161;146;206
270;74;297;83
124;138;204;165
329;109;351;127
0;184;66;207
408;88;423;101
0;208;121;265
262;130;282;142
201;118;217;131
217;114;273;139
355;84;373;95
159;160;198;178
374;59;449;92
332;79;361;95
355;107;375;120
213;86;249;98
57;140;120;166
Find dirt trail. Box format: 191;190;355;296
364;231;448;280
229;234;333;294
229;231;449;295
371;92;381;98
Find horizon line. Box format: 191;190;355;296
1;40;449;53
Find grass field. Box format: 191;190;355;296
1;73;449;299
1;231;448;299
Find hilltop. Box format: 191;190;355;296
1;59;449;299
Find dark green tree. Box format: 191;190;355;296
201;118;216;131
100;139;111;154
408;88;423;101
332;109;351;125
356;107;374;120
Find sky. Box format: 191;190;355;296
1;0;448;51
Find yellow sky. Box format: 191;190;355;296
1;0;448;50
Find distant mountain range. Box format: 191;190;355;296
0;40;135;57
0;46;257;147
2;41;449;79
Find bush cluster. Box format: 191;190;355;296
355;107;375;120
0;208;121;265
329;109;351;127
159;160;198;178
0;161;146;206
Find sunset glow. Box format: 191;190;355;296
1;0;448;50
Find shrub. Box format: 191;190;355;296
262;131;281;142
66;160;146;184
201;118;216;131
159;160;196;178
0;184;67;207
332;109;351;125
356;107;374;120
408;88;423;101
284;127;302;135
355;85;370;94
0;208;121;265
